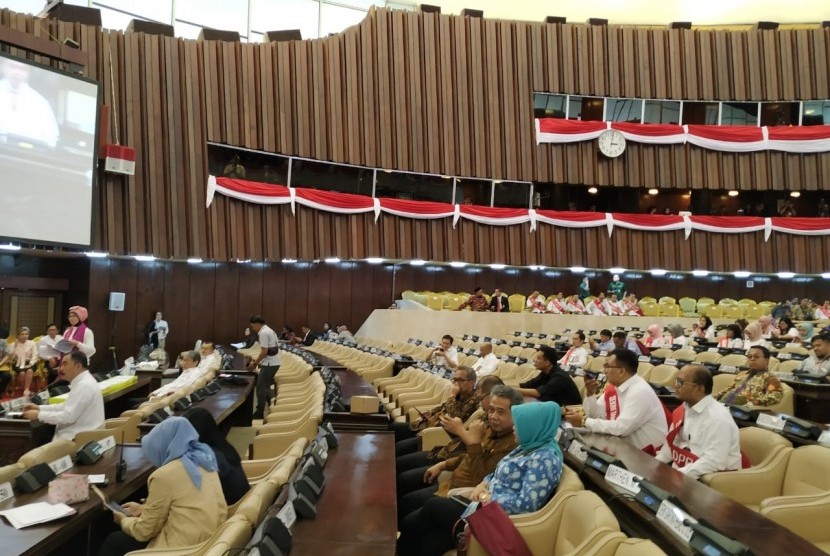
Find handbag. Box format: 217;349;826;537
460;501;533;556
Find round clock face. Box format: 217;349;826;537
598;129;626;158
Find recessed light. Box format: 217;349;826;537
281;258;297;263
529;265;542;270
366;257;384;264
587;187;598;195
186;257;203;264
449;261;467;268
728;190;739;197
324;257;341;263
570;266;587;273
489;263;506;270
648;188;659;195
691;270;710;277
133;255;155;262
84;251;108;258
776;271;796;279
790;191;801;198
0;243;21;251
608;267;626;274
650;269;668;276
822;272;830;279
410;259;427;266
236;258;251;263
733;270;751;278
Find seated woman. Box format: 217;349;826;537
667;324;688;347
792;323;814;347
98;417;227;556
397;402;564;556
775;317;798;341
743;322;770;353
692;316;715;341
718;324;744;349
183;406;250;505
0;326;38;397
643;324;665;350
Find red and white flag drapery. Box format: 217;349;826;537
207;176;830;241
535;119;830;154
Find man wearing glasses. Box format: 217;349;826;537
714;346;783;406
655;365;741;478
564;349;667;452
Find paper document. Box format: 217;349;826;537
0;502;76;529
91;485;126;514
53;339;74;354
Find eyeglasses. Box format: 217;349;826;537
675;378;699;387
451;377;472;383
602;364;623;371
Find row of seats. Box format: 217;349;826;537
306;341;395;383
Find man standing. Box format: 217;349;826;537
564;349;667;452
248;315;281;419
714;346;783;407
149;312;169;350
800;333;830;376
471;342;499;377
656;365;741;478
489;289;510;313
21;352;104;441
517;346;582;406
457;287;489;312
427;335;458;370
607;274;626;299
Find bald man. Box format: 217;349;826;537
471;343;499;377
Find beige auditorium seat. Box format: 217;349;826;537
649;348;674;359
0;463;23;484
704;445;830;511
125;514;252;556
702;427;793;495
17;439;77;468
693;351;722;364
718;353;747;368
648;364;679;388
229;480;278;527
241;437;308;483
467;489;618;556
746;382;794;415
579;532;666;556
759;493;830;553
711;373;736;397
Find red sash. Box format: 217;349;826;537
561;348;574;367
604;385;620;420
551;299;566;313
666;406;699;468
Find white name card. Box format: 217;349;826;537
48;455;73;475
604;464;642;494
277;501;297;530
638;355;651;363
756;413;785;432
599;351;608;357
777;352;792;360
0;481;13;503
98;436;117;453
818;430;830;447
708;347;719;353
720;365;738;374
567;439;588;463
664;358;678;367
287;483;298;502
656;500;694;542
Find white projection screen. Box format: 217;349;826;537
0;53;101;248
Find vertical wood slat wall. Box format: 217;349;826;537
1;8;829;270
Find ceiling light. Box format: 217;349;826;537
587;187;598;195
570;266;587;273
776;271;796;279
236;258;251;263
133;255;155;262
529;265;542;270
365;257;384;264
790;191;801;198
0;243;21;251
489;263;506;270
186;257;203;264
648;188;659;196
324;257;341;263
281;258;297;263
691;270;710;277
410;259;427;266
608;267;626;274
449;261;467;268
84;251;108;258
650;269;668;276
822;273;830;279
733;270;751;278
728;190;739;197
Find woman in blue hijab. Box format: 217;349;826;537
98;417;228;556
398;401;564;556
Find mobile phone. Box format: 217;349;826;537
450;494;473;507
585;371;599;380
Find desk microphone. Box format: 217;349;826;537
682;518;751;556
115;431;127;482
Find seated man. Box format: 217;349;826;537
391;366;479;462
656;365;741;478
799;333;830;376
398;383;521;523
150;350;207;399
337;325;356;344
714;346;783;407
623;294;643;316
197;342;222;372
488;289;509;313
546;292;568;314
471;342;499;377
587;292;608;315
612;331;642;356
564;348;668;452
526;290;546;313
456;287;489;312
604;293;625;316
426;335;458;370
589;329;615;353
558;331;589;370
565;294;587;314
21;352;104;441
517;346;582;406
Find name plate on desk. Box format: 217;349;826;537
638;356;651;363
756;413;785;432
777;352;792;360
664;358;678;367
818;430;830;447
656;500;694;542
98;435;117;453
0;481;13;503
277;501;297;530
719;365;738;374
708;347;719;353
605;464;641;494
568;439;588;463
48;455;73;475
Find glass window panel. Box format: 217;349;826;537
643;100;680;124
93;1;173;24
176;0;248;36
320;3;367;37
533;93;566;118
569;96;603;121
760;102;799;126
721;102;758;126
386;1;417;10
455;179;491;205
291;159;373;195
250;0;319;40
494;182;531;209
682;101;719;125
208;144;292;186
375;172;453;203
326;0;384;8
605;98;643;123
98;7;140;32
2;0;52;16
802;101;830;126
174;20;205;40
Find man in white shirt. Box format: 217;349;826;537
471;342;499;377
337;325;356;344
558;332;589;370
197;342;222;372
800;333;830;376
150;312;169;349
427;335;458;369
21;352;104;441
0;58;59;147
565;348;668;452
37;323;64;382
149;350;208;399
604;293;625;316
656;365;741;478
248;314;281;419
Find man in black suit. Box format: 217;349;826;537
489;289;510;313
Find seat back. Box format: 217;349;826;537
678;297;697;314
782;445;830;496
18;439;76;468
508;294;526;313
0;463;24;484
201;517;254;556
739;426;792;467
705;305;724;318
760;382;794;415
648;364;679;387
229;481;278;527
712;373;736;397
694;351;722;364
718;354;747;367
553;491;620;555
636;362;653;382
